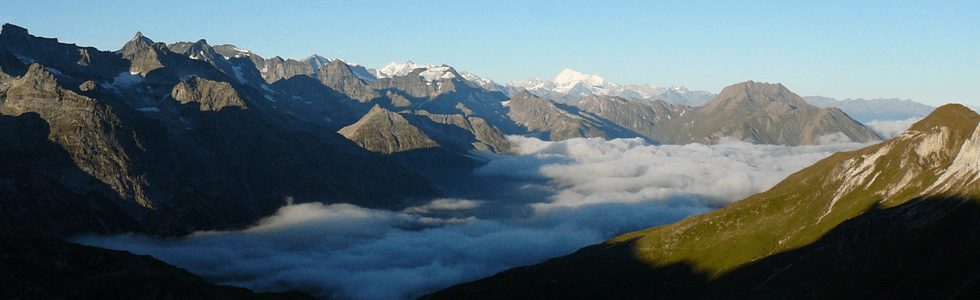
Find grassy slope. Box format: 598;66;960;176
613;104;980;278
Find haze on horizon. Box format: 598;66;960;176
2;0;976;107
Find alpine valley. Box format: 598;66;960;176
0;23;974;300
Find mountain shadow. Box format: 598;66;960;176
0;113;148;236
0;235;318;300
424;195;980;300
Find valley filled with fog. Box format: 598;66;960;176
77;133;881;299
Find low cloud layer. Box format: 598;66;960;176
866;118;922;139
77;135;873;300
477;136;871;209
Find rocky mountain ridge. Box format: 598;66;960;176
503;81;882;146
0;23;439;236
804;95;936;122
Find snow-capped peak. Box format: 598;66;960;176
504;69;715;105
459;70;493;86
553;68;617;89
375;60;435;78
372;60;459;82
419;66;456;81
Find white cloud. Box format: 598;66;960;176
478;136;872;209
76;135;873;300
865;118;922;139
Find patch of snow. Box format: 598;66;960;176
459;70;497;88
419;66;455;81
261;84;275;94
110;72;145;87
231;65;246;84
348;64;378;83
189;50;207;61
137;107;160;112
264;95;276;102
43;67;69;78
14;54;34;65
376;60;435;78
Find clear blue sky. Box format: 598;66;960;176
2;0;977;106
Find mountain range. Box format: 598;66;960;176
1;23;969;299
0;23;437;237
804;96;936;122
0;23;888;236
427;103;980;299
454;67;717;105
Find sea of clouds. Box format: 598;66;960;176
865;117;923;139
77;134;884;300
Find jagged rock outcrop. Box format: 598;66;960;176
339;105;440;154
253;56;316;84
317;59;380;103
167;39;220;62
116;32;166;76
573;95;691;139
1;64;151;208
406;110;511;153
171;76;247;111
0;23;127;81
428;104;980;299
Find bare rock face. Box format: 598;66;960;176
506;91;642;141
670;81;882;145
0;64;151;208
317;59;380;103
339;105;440;154
78;80;99;92
564;81;883;145
573;95;692;139
117;32;166;76
252;56;316;84
408;110;512;153
171;76;247;111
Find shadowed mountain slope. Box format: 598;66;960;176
0;235;318;300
